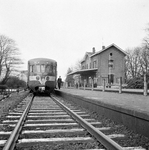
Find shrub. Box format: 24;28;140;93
0;85;8;90
126;76;149;89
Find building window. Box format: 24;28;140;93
108;53;114;69
93;60;97;68
108;64;113;68
86;64;88;69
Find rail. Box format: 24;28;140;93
3;95;34;150
51;96;124;150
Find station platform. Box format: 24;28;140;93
60;87;149;116
56;87;149;137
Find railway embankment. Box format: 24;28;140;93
0;90;29;124
55;88;149;138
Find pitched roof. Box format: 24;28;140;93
28;58;57;65
81;52;94;63
91;43;128;57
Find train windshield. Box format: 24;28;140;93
46;65;52;73
45;64;56;75
36;65;40;72
29;63;56;74
33;65;36;72
41;64;45;73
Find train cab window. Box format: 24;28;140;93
36;64;40;72
33;65;37;72
46;64;53;74
41;64;45;73
45;65;50;73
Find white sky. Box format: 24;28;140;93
0;0;149;80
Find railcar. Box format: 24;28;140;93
27;58;57;95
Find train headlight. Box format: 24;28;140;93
45;76;55;81
46;76;49;81
36;76;40;80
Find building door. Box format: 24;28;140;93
108;74;114;84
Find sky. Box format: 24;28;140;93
0;0;149;80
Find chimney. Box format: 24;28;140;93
102;45;105;50
92;47;95;53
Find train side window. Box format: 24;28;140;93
50;65;53;74
41;64;45;73
53;66;56;74
36;64;40;72
30;65;33;72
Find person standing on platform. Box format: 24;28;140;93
17;85;19;94
57;76;62;89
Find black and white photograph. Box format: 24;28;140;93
0;0;149;149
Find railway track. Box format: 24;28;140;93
0;94;146;150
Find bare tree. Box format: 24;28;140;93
125;47;142;79
74;59;81;71
141;23;149;75
125;23;149;84
143;23;149;46
0;35;23;84
140;45;149;75
65;67;74;87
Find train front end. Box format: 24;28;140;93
27;58;57;95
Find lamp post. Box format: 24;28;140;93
103;78;105;92
144;74;147;96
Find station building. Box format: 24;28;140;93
69;43;127;87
